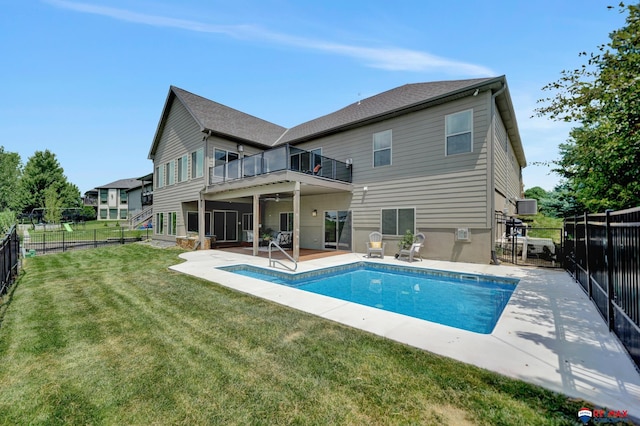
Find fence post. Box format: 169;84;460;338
584;212;591;299
42;231;46;255
605;209;615;332
94;229;97;248
121;227;124;244
62;229;66;252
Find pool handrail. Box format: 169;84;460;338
268;240;297;271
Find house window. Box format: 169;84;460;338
120;209;128;219
381;208;415;236
168;212;177;235
280;212;293;232
120;190;127;205
167;160;175;185
109;208;117;220
242;213;253;231
177;154;188;183
156;212;165;235
156;165;165;189
99;209;107;219
373;130;392;167
445;110;473;155
214;148;240;179
191;148;204;179
100;189;108;204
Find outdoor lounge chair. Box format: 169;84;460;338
366;231;386;258
398;233;425;262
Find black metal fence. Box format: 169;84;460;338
23;227;151;256
494;212;563;268
564;207;640;369
1;226;20;297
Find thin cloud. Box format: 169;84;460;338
44;0;494;76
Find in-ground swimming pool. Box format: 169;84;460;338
218;262;518;334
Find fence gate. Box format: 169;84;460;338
494;212;563;268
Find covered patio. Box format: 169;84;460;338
197;169;353;261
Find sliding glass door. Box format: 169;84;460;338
324;210;351;250
213;210;238;242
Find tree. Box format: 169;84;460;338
0;146;22;211
17;150;81;214
535;3;640;211
524;186;548;203
43;185;63;224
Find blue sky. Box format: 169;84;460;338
1;0;627;195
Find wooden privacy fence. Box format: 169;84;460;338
1;225;20;297
564;207;640;368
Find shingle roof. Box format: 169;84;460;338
279;77;496;144
96;178;143;190
172;86;287;146
150;76;524;164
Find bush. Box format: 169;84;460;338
0;210;16;233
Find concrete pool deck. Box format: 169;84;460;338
169;249;640;418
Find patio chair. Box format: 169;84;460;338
366;231;386;258
398;233;425;262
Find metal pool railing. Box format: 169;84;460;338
564;207;640;369
22;226;151;255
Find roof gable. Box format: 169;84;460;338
149;87;287;158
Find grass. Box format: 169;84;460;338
0;244;595;425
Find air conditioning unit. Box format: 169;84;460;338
516;199;537;216
456;228;471;242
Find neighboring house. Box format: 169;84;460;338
126;172;154;219
94;178;146;221
148;76;526;264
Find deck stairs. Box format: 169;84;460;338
129;206;153;230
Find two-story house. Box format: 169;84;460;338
148;76;526;264
95;178;146;221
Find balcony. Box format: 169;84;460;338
209;145;352;185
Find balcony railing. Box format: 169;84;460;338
209;145;352;185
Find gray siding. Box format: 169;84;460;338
152;99;207;240
494;111;523;213
293;95;491;230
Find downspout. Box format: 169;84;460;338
490;83;506;265
199;130;211;250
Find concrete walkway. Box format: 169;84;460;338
169;250;640;418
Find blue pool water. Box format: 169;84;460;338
218;262;518;334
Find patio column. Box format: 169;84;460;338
198;192;205;250
293;181;300;261
252;193;259;256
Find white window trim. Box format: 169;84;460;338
380;207;416;236
373;129;392;167
445;109;473;156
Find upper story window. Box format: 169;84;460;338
191;148;204;179
120;190;127;205
445;110;473;155
373;130;392;167
214;148;239;178
177;154;188;183
156;165;165;188
167;160;175;186
100;188;108;204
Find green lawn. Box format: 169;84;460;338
0;244;592;425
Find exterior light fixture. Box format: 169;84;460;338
312;209;317;217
